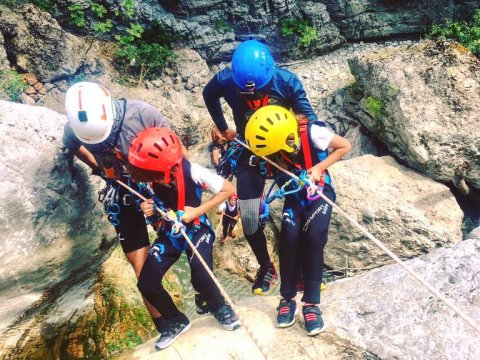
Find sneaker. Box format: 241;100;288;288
276;298;298;328
252;262;278;295
194;293;209;315
221;237;227;245
213;304;241;331
155;313;191;350
229;229;236;238
302;305;325;336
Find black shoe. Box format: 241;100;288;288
276;298;298;328
213;304;241;331
155;313;191;350
195;293;209;315
302;305;325;336
252;262;278;295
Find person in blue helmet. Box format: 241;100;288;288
202;39;319;295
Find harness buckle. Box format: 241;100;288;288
248;155;258;167
123;194;131;206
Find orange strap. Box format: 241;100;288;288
299;123;312;170
246;95;269;110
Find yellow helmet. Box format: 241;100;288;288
245;105;298;156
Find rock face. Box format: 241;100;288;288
323;0;479;40
348;41;480;193
117;237;480;360
0;4;105;83
0;101;115;355
326;155;463;269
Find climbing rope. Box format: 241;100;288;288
114;179;269;359
234;138;480;335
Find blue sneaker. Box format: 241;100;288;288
252;262;278;295
302;305;325;336
213;304;241;331
276;298;298;328
155;313;191;350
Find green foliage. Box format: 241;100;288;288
28;0;58;13
215;19;233;33
365;96;383;118
106;330;144;353
90;2;107;18
123;0;135;19
281;18;318;48
428;9;480;55
94;19;113;33
0;70;29;102
115;22;175;82
68;2;85;28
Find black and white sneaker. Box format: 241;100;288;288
276;298;298;328
302;305;325;336
155;313;191;350
213;304;241;331
195;293;209;315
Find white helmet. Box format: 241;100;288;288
64;82;116;144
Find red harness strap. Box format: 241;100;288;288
175;161;185;211
299;122;326;189
246;95;269;110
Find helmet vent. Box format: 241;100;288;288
154;143;163;152
170;135;175;143
256;144;266;148
255;135;265;140
161;137;169;146
147;152;159;159
260;125;269;132
275;113;281;121
136;143;143;153
266;117;274;125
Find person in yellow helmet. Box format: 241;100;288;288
245;105;351;336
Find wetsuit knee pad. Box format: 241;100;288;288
238;198;261;236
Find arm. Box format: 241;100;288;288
74;146;99;171
288;72;318;122
308;134;351;183
203;75;229;132
212;147;221;166
181;179;235;223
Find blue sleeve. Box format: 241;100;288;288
62;122;82;151
289;73;318;122
202;74;229;132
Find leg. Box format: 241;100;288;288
137;234;182;319
186;228;224;312
222;217;229;239
301;185;335;305
114;187;161;319
279;197;303;301
236;151;270;267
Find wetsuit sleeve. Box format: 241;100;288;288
202;74;229;132
190;162;224;194
62;122;82;151
310;124;334;151
289;73;318;122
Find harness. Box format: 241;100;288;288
216;141;244;180
138;164;213;252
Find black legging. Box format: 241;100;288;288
222;217;237;238
279;185;335;304
236;150;271;267
137;226;225;318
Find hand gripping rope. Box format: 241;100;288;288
114;179;270;359
233;138;480;335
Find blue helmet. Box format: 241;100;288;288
231;40;275;91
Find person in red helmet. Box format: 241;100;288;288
128;127;240;351
217;194;240;245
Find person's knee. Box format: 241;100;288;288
125;246;150;278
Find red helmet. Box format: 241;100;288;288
229;194;238;201
128;127;183;182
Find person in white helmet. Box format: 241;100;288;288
62;81;170;332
